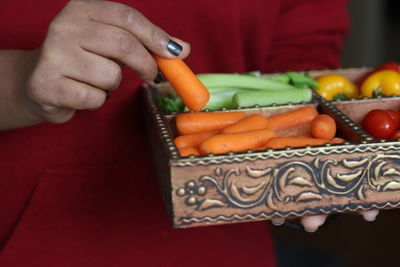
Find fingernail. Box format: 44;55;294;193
304;227;318;233
364;215;376;222
167;40;182;56
271;217;285;226
154;71;164;84
271;220;284;226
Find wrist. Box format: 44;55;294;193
0;49;46;130
17;49;47;125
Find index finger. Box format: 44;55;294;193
77;0;190;58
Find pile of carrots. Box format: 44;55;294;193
174;106;345;156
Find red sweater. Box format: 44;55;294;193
0;0;348;266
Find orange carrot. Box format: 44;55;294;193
265;137;330;149
222;114;269;134
331;137;345;144
178;147;201;156
153;54;210;112
176;111;247;135
310;114;336;140
174;130;220;149
267;106;319;131
199;128;276;154
276;125;311;138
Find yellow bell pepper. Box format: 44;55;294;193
360;70;400;97
315;74;358;100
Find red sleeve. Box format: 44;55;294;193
266;0;350;72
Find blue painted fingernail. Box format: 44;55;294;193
167;40;182;56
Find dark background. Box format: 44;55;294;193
341;0;400;67
272;1;400;266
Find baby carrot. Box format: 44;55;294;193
178;147;201;157
176;111;247;135
222;114;269;134
310;114;336;140
276;124;311;138
267;106;319;131
331;137;345;144
265;137;330;149
174;130;220;149
199;128;276;154
153;54;210;112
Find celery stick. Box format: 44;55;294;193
281;72;319;88
203;88;253;110
269;74;291;84
197;73;296;91
233;88;312;107
207;87;253;94
203;93;236;110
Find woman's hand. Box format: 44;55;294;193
20;0;190;124
271;210;379;232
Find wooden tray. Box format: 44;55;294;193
144;67;400;228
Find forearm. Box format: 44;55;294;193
0;50;44;131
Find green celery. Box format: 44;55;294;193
233;88;312;107
197;73;296;91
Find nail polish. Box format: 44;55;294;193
167;40;182;56
154;71;164;84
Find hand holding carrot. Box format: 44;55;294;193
9;0;191;127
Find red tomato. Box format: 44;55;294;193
362;109;396;139
390;129;400;139
386;109;400;129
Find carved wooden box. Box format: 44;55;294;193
144;68;400;228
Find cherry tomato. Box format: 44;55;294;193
362;109;396;139
386;109;400;129
390;129;400;140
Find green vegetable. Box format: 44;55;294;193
157;72;318;112
273;72;319;88
269;74;291;84
332;93;348;100
233;88;312;107
203;88;253;110
156;95;184;113
197;73;296;91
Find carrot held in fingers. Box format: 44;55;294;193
222;114;269;134
153;54;210;112
265;136;330;149
178;147;201;156
174;130;220;149
199;128;276;154
176;111;246;135
267;106;319;131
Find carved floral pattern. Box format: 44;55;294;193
176;153;400;211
